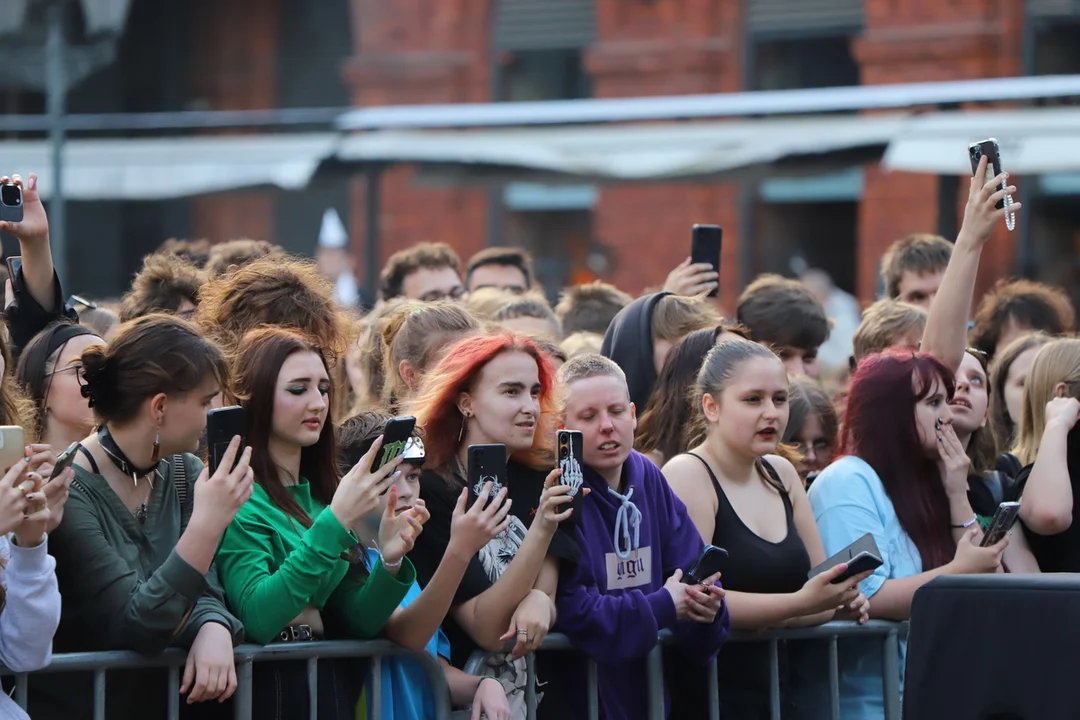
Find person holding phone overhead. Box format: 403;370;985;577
662;339;870;719
407;332;579;718
32;315;251;720
215;328;423;719
552;354;728;720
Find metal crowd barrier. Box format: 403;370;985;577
2;620;906;720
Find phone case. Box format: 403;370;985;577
557;430;585;516
49;441;80;480
980;502;1021;547
0;426;24;474
809;532;883;580
684;545;728;585
373;416;417;471
468;444;507;496
690;224;722;298
207;406;245;475
968;139;1005;210
829;552;884;585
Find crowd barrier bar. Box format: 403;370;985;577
3;620;906;720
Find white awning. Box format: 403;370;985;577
0;133;339;200
882;107;1080;175
337;114;909;183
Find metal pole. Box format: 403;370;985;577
45;0;67;288
364;166;381;303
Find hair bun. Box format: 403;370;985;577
78;346;110;409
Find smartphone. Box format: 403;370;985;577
809;532;884;584
557;429;585;515
5;256;20;280
980;501;1021;547
0;426;24;474
690;224;722;298
0;184;22;223
468;443;507;495
372;416;417;472
683;544;729;585
968;139;1005;210
206;406;245;475
49;441;80;481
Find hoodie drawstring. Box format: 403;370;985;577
609;486;642;560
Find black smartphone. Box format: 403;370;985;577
468;443;507;495
968;138;1005;210
49;441;80;481
683;544;728;585
5;256;20;280
980;501;1021;547
0;184;22;223
372;416;417;472
809;533;884;584
206;406;245;475
557;429;585;516
690;224;722;298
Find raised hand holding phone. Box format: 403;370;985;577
448;482;512;558
191;436;254;534
331;435;403;528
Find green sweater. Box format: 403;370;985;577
216;478;415;644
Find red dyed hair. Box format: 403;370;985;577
842;351;956;570
408;332;558;476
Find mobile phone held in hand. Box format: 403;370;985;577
809;532;884;585
50;441;80;481
468;443;507;496
557;429;585;515
968;139;1005;210
372;416;417;472
980;501;1021;547
0;183;23;223
5;255;21;281
683;544;728;585
0;426;24;474
690;224;722;298
206;406;245;475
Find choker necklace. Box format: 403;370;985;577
98;426;161;487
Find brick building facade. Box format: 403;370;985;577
185;0;1072;311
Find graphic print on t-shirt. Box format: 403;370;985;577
604;546;652;590
479;516;528;583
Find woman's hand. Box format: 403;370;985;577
448;483;512;559
949;525;1009;575
683;572;725;624
378;486;428;571
13;469;49;549
471;677;511;720
834;592;871;625
0;459;31;537
0;174;49;243
330;435;403;528
191;437;254;535
936;422;972;498
498;589;553;659
181;622;237;704
795;565;873;616
663;257;719;297
27;442;72;533
1045;397;1080;433
530;469;576;535
960;155;1021;245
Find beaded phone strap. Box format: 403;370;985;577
1002;175;1016;232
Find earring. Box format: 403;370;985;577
151;425;160;464
458;411;470;442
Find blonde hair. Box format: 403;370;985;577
1015;338;1080;464
853;300;928;361
380;301;481;409
560;331;604;359
651;294;722;343
989;332;1052;450
556;353;628;412
467;287;524;320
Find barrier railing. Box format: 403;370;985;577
2;620;906;720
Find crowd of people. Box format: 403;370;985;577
0;156;1072;720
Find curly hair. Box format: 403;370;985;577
879;233;952;300
407;332;558;478
969;279;1075;358
205;239;285;276
119;253;204;322
197;255;353;358
554;281;633;336
378;242;461;301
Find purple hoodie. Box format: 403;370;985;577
554;450;730;719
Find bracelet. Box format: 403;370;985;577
951;515;979;529
380;554;403;569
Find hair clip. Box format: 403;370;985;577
80;384;97;408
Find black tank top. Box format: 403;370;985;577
686;453;810;593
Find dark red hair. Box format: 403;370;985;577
408;331;557;476
842;351;956;570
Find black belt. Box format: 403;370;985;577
276;625;316;643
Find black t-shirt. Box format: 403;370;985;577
409;459;580;667
1013;462;1080;572
967;470;1019;530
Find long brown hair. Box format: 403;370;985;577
0;331;37;439
232;328;340;529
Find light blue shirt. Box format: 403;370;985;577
359;548;451;720
807;456;921;720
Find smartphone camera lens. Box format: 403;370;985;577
1;184;21;207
